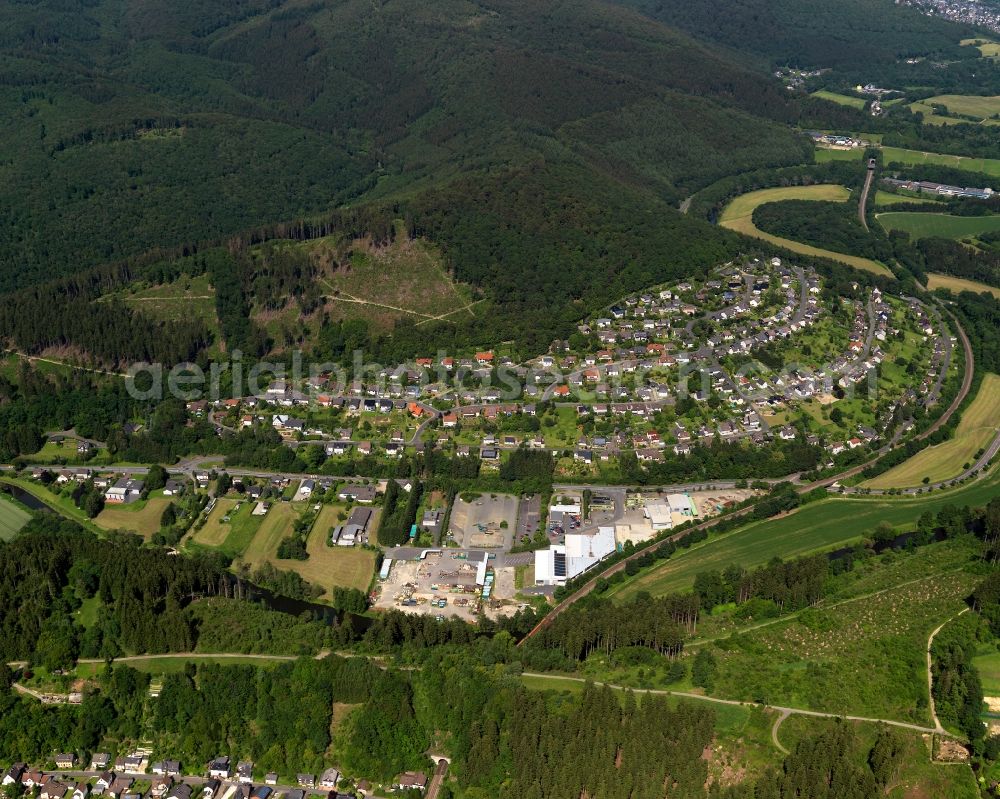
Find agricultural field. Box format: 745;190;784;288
876;211;1000;240
191;498;264;558
927;272;1000;299
810;90;866;109
95;497;172;538
0;494;32;540
864;374;1000;488
909;94;1000;121
105;273;219;332
718;185;892;276
610;470;1000;600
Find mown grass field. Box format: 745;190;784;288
873;190;939;207
876;212;1000;240
242;501;298;564
909;94;1000;121
810;90;866;109
610;470;1000;600
974;648;1000;695
301;503;377;595
0;494;32;540
237;501;376;594
718;185;892;276
864;374;1000;488
881;146;1000;177
95;497;171;538
191;498;264;557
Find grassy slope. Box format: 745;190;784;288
864;373;1000;488
610;469;1000;599
718;185;892;276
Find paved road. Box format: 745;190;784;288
521;672;954;736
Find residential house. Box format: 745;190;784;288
332;506;373;547
201;781;220;799
55;755;77;770
21;771;44;789
108;778;134;798
41;782;68;799
318;770;340;790
337;484;376;504
163;480;185;496
166;785;192;799
149;780;172;799
296;776;315;789
207;758;230;780
73;783;89;799
395;773;428;792
94;773;115;795
236;762;253;784
2;765;25;787
104;478;144;504
151;762;180;778
249;789;270;799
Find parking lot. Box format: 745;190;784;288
515;493;541;545
448;492;519;548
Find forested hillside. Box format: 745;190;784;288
0;0;812;295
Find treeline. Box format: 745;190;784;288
930;612;985;748
0;516;229;666
694;554;828;613
753;200;894;263
528;594;698;662
152;657;424;780
377;477;424;547
619;438;825;483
